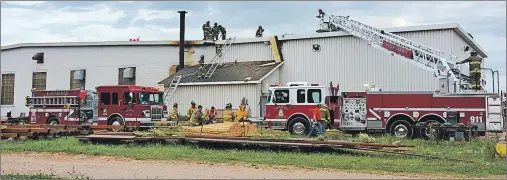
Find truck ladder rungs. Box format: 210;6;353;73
164;75;182;106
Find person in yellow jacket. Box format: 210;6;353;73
187;101;197;120
234;104;249;122
222;103;234;122
319;104;331;134
170;103;179;121
189;105;204;126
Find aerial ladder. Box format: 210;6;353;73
317;13;480;92
164;37;237;106
26;96;81;107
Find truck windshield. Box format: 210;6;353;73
138;92;164;105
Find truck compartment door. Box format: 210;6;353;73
486;97;504;132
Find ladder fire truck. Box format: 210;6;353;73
261;12;505;139
24;85;170;130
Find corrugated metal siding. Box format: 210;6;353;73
221;42;274;63
279;29;469;92
172;84;261;118
261;68;281;93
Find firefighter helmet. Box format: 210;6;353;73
214;22;218;26
173;103;178;107
470;51;478;56
191;101;196;105
226;103;232;108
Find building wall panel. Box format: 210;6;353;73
221;42;274;63
172;84;261;118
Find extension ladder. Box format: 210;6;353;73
26;96;80;107
320;14;478;92
164;75;182;106
204;37;237;79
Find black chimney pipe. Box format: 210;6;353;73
177;11;187;72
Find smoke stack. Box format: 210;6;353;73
177;11;187;72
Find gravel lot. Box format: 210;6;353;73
1;152;451;179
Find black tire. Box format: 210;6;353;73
288;117;310;136
389;120;414;139
47;117;59;125
108;117;125;132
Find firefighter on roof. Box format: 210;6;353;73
456;51;483;91
212;23;220;41
219;25;226;40
316;9;325;18
202;21;211;40
234;103;249;122
171;103;179;121
222;103;234;122
255;26;264;37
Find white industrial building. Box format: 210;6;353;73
0;23;487;119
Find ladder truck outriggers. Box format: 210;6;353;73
261;11;505;139
24;85;171;130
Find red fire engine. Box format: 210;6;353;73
263;82;505;138
25;85;169;130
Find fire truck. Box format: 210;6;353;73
261;11;506;138
25;85;170;130
263;82;504;138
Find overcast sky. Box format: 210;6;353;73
1;1;505;92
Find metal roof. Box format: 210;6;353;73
0;23;487;58
158;61;284;86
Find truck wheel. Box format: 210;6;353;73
390;120;413;139
288;117;310;136
109;117;124;132
47;117;59;125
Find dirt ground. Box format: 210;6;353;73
1;152;453;179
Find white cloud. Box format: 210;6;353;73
131;9;179;22
3;1;45;6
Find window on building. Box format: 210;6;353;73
274;89;289;103
307;89;322;103
32;72;47;90
297;89;306;103
118;67;136;85
70;70;86;90
1;74;15;105
101;93;111;105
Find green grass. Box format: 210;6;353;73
2;130;506;178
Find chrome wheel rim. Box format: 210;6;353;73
394;124;408;138
293;122;306;135
49;121;58;125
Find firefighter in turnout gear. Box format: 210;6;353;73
456;51;483;91
188;101;197;120
219;25;226;40
206;106;217;123
234;104;249;122
316;9;325;18
320;104;331;132
202;21;211;40
171;103;179;121
189;105;204;126
212;23;220;41
197;55;206;78
222;103;234;122
255;26;264;37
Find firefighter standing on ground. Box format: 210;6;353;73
320;104;331;133
206;106;217;123
190;105;204;126
188;101;197;120
234;104;249;122
255;26;264;37
171;103;179;121
308;104;324;137
222;103;234;122
456;51;483;91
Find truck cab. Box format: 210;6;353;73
264;82;328;135
96;85;168;128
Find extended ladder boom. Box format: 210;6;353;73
319;14;476;92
